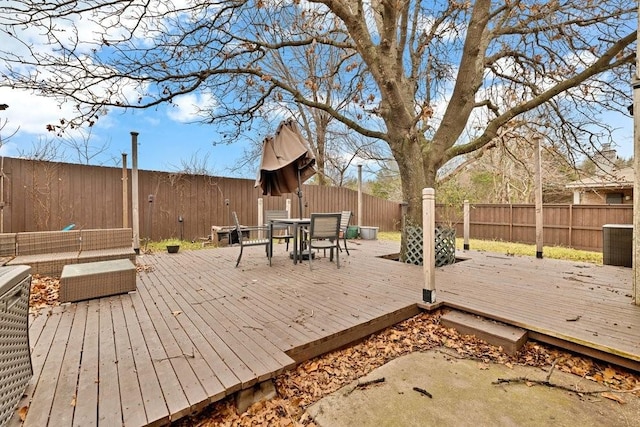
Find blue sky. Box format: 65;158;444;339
0;87;262;177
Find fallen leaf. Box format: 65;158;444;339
601;392;626;404
603;367;616;381
18;406;28;421
172;310;182;316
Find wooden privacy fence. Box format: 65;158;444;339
0;157;402;240
442;203;633;252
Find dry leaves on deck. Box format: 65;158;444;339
29;275;60;314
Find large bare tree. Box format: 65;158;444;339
0;1;635;255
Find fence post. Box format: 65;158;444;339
423;188;436;303
463;199;470;250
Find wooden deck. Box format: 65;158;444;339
11;239;640;426
437;250;640;371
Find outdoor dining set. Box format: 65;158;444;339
232;210;352;270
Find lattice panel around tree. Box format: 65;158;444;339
435;227;456;267
404;226;424;266
404;226;456;267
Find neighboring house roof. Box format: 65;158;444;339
565;166;634;190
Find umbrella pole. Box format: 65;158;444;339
293;166;314;261
297;167;303;219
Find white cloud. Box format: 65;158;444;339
0;87;76;135
166;92;216;123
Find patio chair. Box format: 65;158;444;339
232;211;271;268
338;210;352;256
265;210;293;251
307;212;341;270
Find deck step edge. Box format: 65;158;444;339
441;310;528;355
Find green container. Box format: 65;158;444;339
346;226;359;239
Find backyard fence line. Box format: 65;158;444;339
0;157;402;240
2;157;628;251
442;203;633;252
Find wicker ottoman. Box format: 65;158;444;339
60;259;136;303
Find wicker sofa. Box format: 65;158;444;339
4;228;136;277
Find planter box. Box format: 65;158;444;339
360;226;379;240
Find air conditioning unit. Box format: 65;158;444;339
602;224;633;267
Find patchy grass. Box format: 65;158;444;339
459;238;602;264
143;238;206;253
378;231;401;241
376;231;602;264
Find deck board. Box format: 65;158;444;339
121;293;169;426
97;298;122;425
128;283;189;421
73;299;100;427
10;240;640;426
25;305;75;427
112;297;147;426
49;302;85;426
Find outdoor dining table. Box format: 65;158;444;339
268;217;311;264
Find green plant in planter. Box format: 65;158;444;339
164;238;182;253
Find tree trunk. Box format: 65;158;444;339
392;133;437;259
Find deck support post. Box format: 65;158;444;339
422;188;436;303
633;5;640;306
463;199;470;251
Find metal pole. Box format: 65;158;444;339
534;135;543;259
146;194;154;242
297;168;303;219
131;132;140;254
463;199;470;250
258;197;264;238
422;188;436;303
122;153;128;228
357;164;363;230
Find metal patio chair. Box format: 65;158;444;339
232;211;271;267
307;212;341;270
265;210;293;251
338;210;352;256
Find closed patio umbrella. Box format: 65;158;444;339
255;119;316;217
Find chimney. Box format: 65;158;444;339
594;143;617;175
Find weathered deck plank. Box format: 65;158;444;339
97;298;122;425
121;293;170;426
73;298;100;427
111;296;147;426
128;284;189;421
25;305;75;426
49;302;86;425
